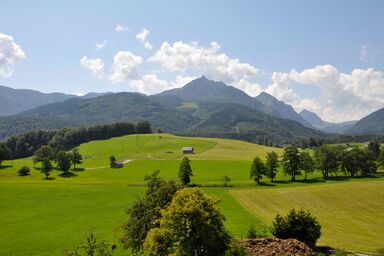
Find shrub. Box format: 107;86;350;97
246;224;258;239
63;232;116;256
143;188;231;256
222;175;231;187
122;170;181;251
225;240;247;256
271;209;321;248
18;166;30;176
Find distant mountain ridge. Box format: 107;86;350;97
256;92;313;128
345;107;384;135
157;76;279;117
0;78;327;144
0;85;111;116
299;109;357;134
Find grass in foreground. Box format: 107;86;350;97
231;180;384;253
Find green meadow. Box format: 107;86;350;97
0;134;383;255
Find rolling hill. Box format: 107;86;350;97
299;109;357;134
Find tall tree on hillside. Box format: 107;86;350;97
136;121;152;134
69;148;82;170
265;151;279;182
33;145;54;166
56;151;71;175
250;157;266;184
41;158;53;179
300;151;315;180
0;143;10;167
282;146;301;181
313;145;339;178
178;157;193;186
367;140;381;160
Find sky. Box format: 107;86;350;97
1;0;384;123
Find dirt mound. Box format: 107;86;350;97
239;237;315;256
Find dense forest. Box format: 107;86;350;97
0;121;152;159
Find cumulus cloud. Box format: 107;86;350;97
80;56;105;79
108;51;143;82
95;40;107;50
115;24;129;32
264;65;384;122
149;41;259;83
136;28;153;50
232;79;262;97
130;74;196;94
0;32;26;77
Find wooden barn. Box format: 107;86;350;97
182;147;194;154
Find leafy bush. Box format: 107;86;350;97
18;166;30;176
63;232;116;256
225;240;247;256
122;170;181;251
222;175;231;187
246;224;258;239
143;188;231;256
271;209;321;248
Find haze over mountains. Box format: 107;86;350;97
0;76;383;142
0;85;110;116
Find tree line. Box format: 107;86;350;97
250;140;382;184
0;121;152;162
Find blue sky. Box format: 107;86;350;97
1;0;384;122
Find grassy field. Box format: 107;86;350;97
0;133;383;255
231;180;384;252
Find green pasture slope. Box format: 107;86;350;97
0;133;383;255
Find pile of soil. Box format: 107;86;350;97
239;237;315;256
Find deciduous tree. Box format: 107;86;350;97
178;157;193;186
282;146;301;181
143;188;231;256
265;151;279;182
250;157;266;184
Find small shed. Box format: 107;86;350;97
111;161;123;168
182;147;194;154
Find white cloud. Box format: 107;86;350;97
149;41;259;83
0;32;26;77
80;56;105;79
232;79;262;97
115;24;129;32
108;51;143;82
130;74;196;95
263;65;384;122
95;40;107;50
136;28;153;50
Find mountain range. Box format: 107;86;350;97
0;85;110;116
0;76;382;142
299;109;357;134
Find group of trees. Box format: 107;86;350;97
33;145;83;179
0;121;152;160
122;170;244;256
250;141;382;184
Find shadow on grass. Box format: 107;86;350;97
296;178;325;184
72;168;85;172
257;182;275;187
58;172;78;178
272;180;291;184
43;177;56;180
0;165;13;170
